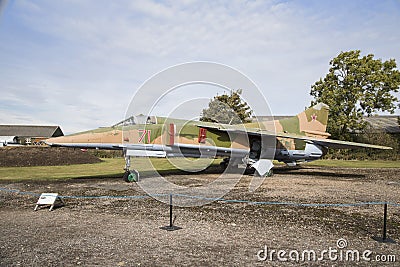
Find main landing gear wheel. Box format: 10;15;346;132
220;160;228;170
123;170;139;182
220;158;239;172
254;168;274;177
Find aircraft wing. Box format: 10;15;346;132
45;141;249;158
45;142;123;150
273;132;392;150
196;124;392;150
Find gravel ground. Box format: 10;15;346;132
0;166;399;266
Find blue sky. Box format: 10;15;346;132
0;0;399;133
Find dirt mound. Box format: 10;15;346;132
0;146;102;167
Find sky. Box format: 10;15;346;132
0;0;399;134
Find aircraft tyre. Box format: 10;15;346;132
254;169;273;177
123;171;129;182
220;161;228;170
123;170;139;182
220;158;238;171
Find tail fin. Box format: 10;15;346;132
277;103;330;138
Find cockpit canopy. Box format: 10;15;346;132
112;115;158;127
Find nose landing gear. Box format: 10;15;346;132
123;153;139;182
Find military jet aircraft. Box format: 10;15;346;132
46;103;391;182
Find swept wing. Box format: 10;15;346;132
196;123;392;150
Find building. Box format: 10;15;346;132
0;125;64;146
363;115;400;135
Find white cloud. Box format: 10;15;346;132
0;0;399;133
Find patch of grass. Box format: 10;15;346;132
307;159;400;168
1;157;398;182
0;158;221;181
0;158;123;181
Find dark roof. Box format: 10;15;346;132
0;125;64;138
252;116;291;121
364;116;400;134
253;115;400;134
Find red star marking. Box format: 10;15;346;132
311;114;317;121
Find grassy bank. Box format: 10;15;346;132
0;158;399;182
307;159;400;168
0;158;221;181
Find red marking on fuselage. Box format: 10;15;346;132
311;114;317;121
169;123;175;145
138;130;151;143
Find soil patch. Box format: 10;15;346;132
0;147;102;167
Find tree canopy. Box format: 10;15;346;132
200;89;252;124
310;50;400;140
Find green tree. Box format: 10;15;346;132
310;50;400;140
201;89;252;124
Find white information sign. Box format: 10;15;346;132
34;193;64;211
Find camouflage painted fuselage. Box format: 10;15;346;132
47;104;331;165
